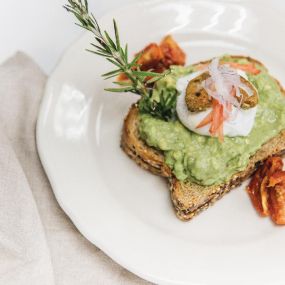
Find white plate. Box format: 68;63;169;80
37;1;285;284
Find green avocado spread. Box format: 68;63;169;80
138;56;285;186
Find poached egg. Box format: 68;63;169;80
176;70;257;137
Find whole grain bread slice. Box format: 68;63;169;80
121;56;285;221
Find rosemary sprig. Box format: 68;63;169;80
64;0;177;120
138;89;178;121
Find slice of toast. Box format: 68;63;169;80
121;56;285;221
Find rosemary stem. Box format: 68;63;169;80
64;0;176;120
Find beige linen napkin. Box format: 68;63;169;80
0;52;150;285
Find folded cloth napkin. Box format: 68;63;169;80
0;52;150;285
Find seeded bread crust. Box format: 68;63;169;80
121;56;285;221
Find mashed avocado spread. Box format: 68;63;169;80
138;57;285;186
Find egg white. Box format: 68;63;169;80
176;70;257;137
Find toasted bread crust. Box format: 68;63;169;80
121;106;172;177
121;56;285;221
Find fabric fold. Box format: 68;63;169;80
0;52;150;285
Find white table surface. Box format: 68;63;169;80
0;0;137;74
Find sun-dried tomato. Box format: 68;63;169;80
247;167;267;216
117;35;185;82
268;171;285;187
136;43;165;72
247;156;285;225
160;35;186;68
268;183;285;225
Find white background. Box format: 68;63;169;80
1;0;284;74
0;0;137;74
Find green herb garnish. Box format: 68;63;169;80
64;0;177;121
138;89;177;121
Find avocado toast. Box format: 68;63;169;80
121;56;285;221
64;2;285;221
